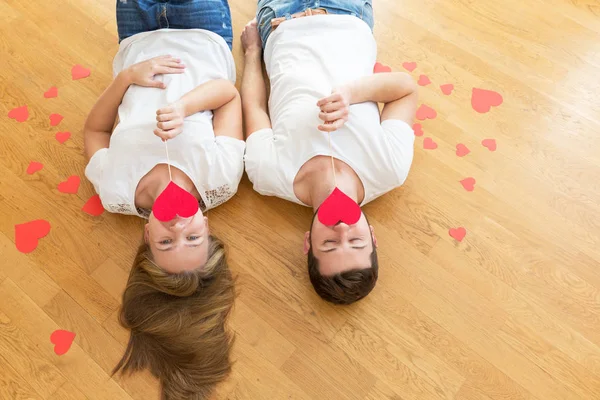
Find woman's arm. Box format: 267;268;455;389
83;55;186;160
316;72;418;131
154;79;242;140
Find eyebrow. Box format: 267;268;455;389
157;244;201;252
321;245;367;253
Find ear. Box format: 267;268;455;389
303;231;311;255
144;223;150;244
370;225;378;248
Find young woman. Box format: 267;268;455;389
83;1;241;398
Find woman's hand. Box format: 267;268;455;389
154;102;186;140
241;19;262;55
316;85;353;132
123;55;185;88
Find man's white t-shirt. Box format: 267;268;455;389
244;15;415;206
85;29;245;217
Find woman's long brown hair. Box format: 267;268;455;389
113;235;235;399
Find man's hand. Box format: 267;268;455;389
241;19;262;55
154;102;185;140
123;55;185;89
316;85;353;132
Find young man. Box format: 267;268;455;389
241;0;418;304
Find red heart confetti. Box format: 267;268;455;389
456;143;470;157
416;104;437;121
318;187;361;226
481;139;497;152
71;64;91;80
373;62;392;73
58;176;81;194
153;181;199;222
15;220;51;253
50;330;76;356
26;161;44;175
460;177;476;192
8;105;29;122
423;137;438;150
49;114;63;127
449;227;467;242
402;61;417;72
440;84;454;95
417;75;431;86
44;87;58;98
82;195;104;216
413;123;424;137
55;132;71;144
471;88;503;113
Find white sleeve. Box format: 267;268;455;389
382;119;415;185
211;136;246;205
244;128;274;190
84;148;108;195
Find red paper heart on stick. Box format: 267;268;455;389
317;188;361;226
153;181;199;222
50;329;76;355
15;220;51;253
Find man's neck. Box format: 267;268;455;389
307;170;361;212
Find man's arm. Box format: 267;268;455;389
317;72;418;131
240;19;272;139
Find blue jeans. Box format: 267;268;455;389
116;0;233;50
256;0;374;47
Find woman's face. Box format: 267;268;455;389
145;209;209;273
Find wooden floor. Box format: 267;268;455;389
1;0;600;398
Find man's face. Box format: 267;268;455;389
304;211;377;276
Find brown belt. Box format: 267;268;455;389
271;8;328;31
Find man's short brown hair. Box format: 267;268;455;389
307;245;379;305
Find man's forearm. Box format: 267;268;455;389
179;79;238;117
347;72;417;105
84;71;131;134
241;49;271;135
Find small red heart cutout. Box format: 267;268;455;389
416;104;437;121
449;227;467;242
460;177;476;192
44;87;58;98
50;329;76;355
373;62;392;73
423;137;438;150
417;75;431;86
8;105;29;122
402;61;417;72
471;88;503;113
82;195;104;216
26;161;44;175
55;132;71;144
440;84;454;95
58;176;81;194
49;113;63;127
481;139;497;152
153;181;199;222
15;220;51;253
413;123;424;137
455;143;470;157
72;64;91;80
318;187;361;226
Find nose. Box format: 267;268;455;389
169;217;191;232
